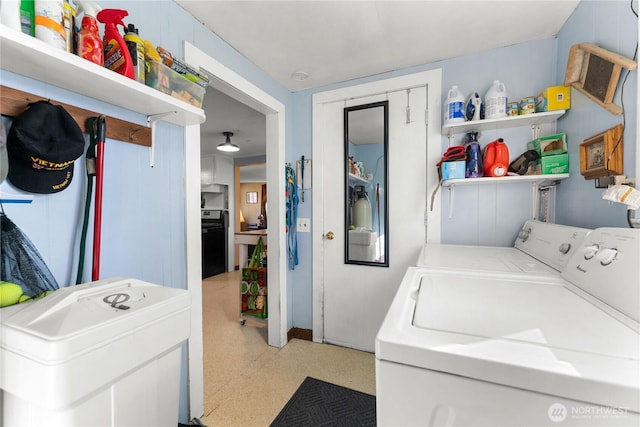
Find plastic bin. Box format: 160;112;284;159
0;277;191;427
145;60;205;108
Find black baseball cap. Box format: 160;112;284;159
7;101;85;194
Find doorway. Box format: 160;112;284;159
184;42;287;418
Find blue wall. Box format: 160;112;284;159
555;1;637;228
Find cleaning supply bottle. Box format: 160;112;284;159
124;23;145;83
483;138;510;177
444;85;465;124
74;0;102;65
62;0;74;52
19;0;35;36
464;132;483;178
484;80;508;119
97;8;134;79
34;0;66;50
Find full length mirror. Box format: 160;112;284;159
344;101;389;266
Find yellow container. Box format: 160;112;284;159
536;86;571;112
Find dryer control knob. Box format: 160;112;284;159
583;244;599;260
596;248;618;266
518;228;531;241
558;243;571;254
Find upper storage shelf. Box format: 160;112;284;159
442;110;565;137
0;25;205;126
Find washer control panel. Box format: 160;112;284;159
515;220;592;272
562;227;640;322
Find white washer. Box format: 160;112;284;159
416;220;591;276
376;227;640;426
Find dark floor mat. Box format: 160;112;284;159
270;377;376;427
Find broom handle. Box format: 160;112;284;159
92;116;106;281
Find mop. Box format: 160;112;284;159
75;117;97;284
75;116;106;283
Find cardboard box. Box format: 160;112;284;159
536;86;571;112
146;61;206;108
441;161;466;180
538;153;569;174
528;133;567;157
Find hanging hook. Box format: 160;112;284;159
405;88;413;124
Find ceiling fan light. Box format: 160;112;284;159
217;131;240;152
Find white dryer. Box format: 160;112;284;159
376;227;640;426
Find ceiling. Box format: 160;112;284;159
182;0;581;158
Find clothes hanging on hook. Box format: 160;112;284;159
285;163;299;270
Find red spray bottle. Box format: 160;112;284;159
97;8;134;79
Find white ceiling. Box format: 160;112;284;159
181;0;581;158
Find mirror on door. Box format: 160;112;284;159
344;101;389;266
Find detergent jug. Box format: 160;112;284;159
483;138;509;177
485;80;508;119
444;85;465;124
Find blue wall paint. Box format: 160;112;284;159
555;0;637;228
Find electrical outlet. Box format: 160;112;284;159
297;218;310;232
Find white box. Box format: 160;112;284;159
0;277;191;427
349;229;378;262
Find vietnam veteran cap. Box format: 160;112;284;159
7;101;85;194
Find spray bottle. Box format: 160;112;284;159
74;0;102;65
96;8;133;79
124;23;145;83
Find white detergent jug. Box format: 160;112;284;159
444;85;465;124
485;80;508;119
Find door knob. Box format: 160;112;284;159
325;231;335;240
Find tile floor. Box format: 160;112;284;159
200;271;376;427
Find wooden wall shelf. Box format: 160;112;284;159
1;86;151;147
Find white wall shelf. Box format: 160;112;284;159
442;173;569;187
442;110;565;138
0;25;205;127
348;173;370;186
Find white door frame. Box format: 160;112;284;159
311;69;442;343
183;42;287;419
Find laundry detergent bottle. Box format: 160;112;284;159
74;0;102;66
484;80;508;119
444;85;465;124
483;138;510;177
97;8;134;79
